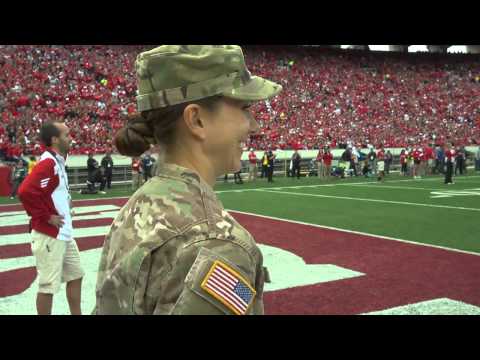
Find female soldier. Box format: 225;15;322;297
94;45;281;315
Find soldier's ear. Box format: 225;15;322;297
182;104;208;141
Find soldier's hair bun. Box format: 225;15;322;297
114;95;222;158
114;114;155;157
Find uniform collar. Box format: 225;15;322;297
156;162;217;200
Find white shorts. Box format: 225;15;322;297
377;161;385;172
31;230;84;294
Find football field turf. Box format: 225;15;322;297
1;172;479;314
215;173;480;254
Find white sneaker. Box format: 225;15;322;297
99;191;106;194
10;197;14;200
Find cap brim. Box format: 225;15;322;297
222;76;282;102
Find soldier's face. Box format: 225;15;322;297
203;98;259;174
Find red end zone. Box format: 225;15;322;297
1;199;479;314
230;211;480;314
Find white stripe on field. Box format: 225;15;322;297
345;184;453;191
1;175;479;209
257;189;480;213
0;226;111;246
0;205;120;227
226;209;480;257
0;247;104;274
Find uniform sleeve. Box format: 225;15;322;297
152;240;262;315
17;158;57;223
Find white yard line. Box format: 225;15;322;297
1;175;478;208
256;189;480;212
227;209;480;257
344;184;449;191
0;196;131;209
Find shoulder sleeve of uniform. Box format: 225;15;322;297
158;243;261;315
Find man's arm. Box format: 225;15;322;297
18;158;60;225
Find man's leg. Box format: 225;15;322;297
66;278;82;315
31;231;65;315
63;239;84;315
99;177;106;191
10;181;19;198
107;172;112;189
445;162;452;183
36;293;53;315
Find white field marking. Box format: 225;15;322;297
409;176;480;182
216;176;480;194
362;298;480;315
430;188;480;199
0;211;26;217
1;212;118;228
0;243;365;287
226;209;480;257
377;176;480;184
0;205;120;227
345;184;444;191
216;183;350;194
0;226;112;246
217;178;444;194
1;176;479;209
0;197;131;209
257;189;480;213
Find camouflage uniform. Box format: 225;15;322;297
95;163;270;314
94;45;281;315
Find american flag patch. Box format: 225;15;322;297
201;260;256;315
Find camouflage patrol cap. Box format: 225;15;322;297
135;45;282;112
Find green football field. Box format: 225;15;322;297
2;172;479;254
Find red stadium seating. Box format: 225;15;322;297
1;45;479;158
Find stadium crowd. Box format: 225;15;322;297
1;45;480;162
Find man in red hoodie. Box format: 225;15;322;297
18;120;84;315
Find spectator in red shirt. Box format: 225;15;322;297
424;144;435;175
247;149;258;182
376;145;386;182
412;147;423;179
131;157;142;191
322;148;333;178
316;147;324;179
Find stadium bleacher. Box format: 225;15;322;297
1;45;480;162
